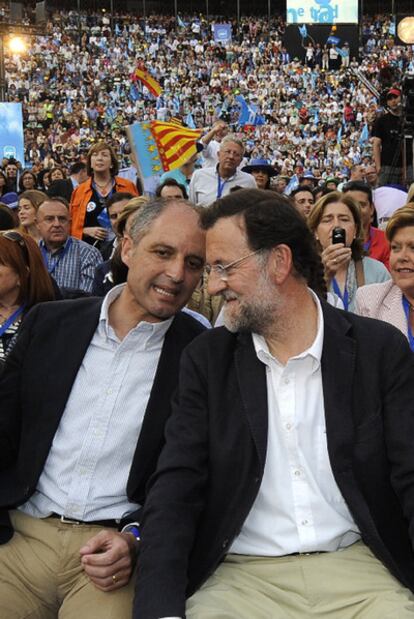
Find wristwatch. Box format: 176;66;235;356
121;521;141;542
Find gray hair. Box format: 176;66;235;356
220;135;245;154
127;197;200;244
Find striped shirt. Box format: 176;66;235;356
39;236;102;293
20;284;174;521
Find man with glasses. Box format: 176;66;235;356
188;135;256;207
135;189;414;619
0;198;206;619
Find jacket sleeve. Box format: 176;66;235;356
0;305;42;469
133;343;209;619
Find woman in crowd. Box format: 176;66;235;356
49;166;66;183
355;206;414;348
18;170;38;193
17;190;48;242
241;159;276;190
308;191;390;312
0;231;55;365
70;141;138;244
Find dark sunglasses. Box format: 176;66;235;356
1;231;29;263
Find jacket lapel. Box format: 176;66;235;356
383;285;407;336
321;303;356;473
235;333;268;469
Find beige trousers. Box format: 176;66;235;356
187;541;414;618
0;510;135;619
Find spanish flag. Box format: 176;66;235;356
127;120;202;179
133;67;162;98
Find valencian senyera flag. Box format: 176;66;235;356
127;120;202;179
132;66;163;98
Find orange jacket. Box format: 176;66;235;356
70;177;139;239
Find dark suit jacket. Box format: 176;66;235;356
0;296;205;543
134;301;414;619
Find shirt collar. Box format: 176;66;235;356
99;283;174;344
39;236;71;255
252;289;324;370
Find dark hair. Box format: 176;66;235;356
18;170;38;193
106;192;134;209
155;178;188;199
0;232;55;309
342;180;373;204
69;161;87;176
86;142;119;177
308;191;365;260
290;185;315;199
201;189;327;299
0;204;15;230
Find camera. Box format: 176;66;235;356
332;227;346;245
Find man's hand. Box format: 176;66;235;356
83;226;108;241
79;529;138;591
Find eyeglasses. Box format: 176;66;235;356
205;249;262;281
1;230;29;263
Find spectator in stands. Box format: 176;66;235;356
17;189;48;242
100;191;135;261
291;185;316;219
0;172;7;199
364;164;378;188
201;120;229;168
0;198;206;618
135;189;414;619
189;136;256;207
49;166;66;183
343;181;390;269
4;159;19;193
372;88;411;187
308;191;390;311
47;162;89;204
18;170;38;193
355;205;414;347
0;231;55;363
242;159;277;190
70;142;138;244
156;178;188;200
37;197;102;296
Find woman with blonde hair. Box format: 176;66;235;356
17;189;48;242
355;205;414;349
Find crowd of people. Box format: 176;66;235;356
0;8;409;182
2;5;414;619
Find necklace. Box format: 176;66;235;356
94;178;112;189
0;305;19;322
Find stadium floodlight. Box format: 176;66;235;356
398;17;414;44
8;34;26;54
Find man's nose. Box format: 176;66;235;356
207;271;227;296
166;258;185;283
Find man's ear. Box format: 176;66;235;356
120;234;134;267
268;244;293;284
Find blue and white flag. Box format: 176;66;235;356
0;103;24;165
337;125;342;144
298;24;308;38
177;15;186;28
327;35;340;45
185;113;196;129
358;123;369;146
285;174;299;196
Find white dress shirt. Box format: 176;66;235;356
230;292;360;556
188;165;257;207
20;284;173;522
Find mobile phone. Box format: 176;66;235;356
332;227;346;245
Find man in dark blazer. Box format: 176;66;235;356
0;198;206;618
135;189;414;619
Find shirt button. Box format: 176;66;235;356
294;469;301;477
106;388;112;395
285;423;292;430
284;377;290;385
301;520;309;526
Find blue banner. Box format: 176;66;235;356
213;24;232;44
0;103;24;165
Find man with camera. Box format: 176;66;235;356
135;189;414;619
